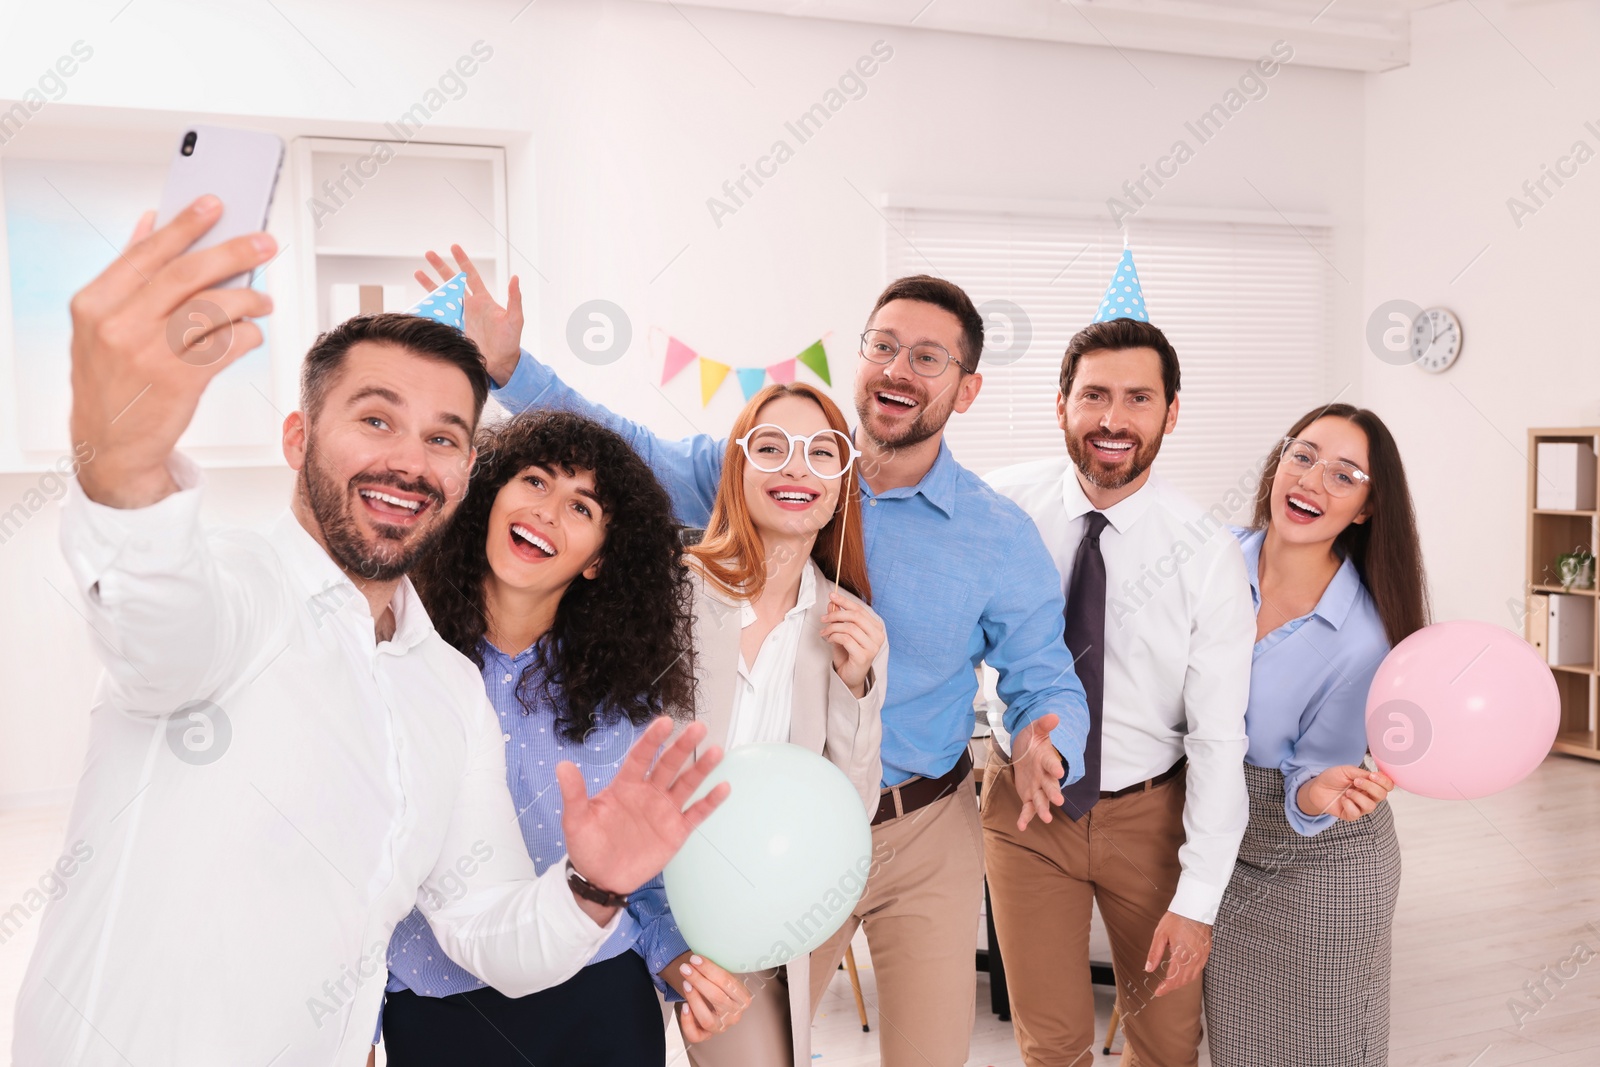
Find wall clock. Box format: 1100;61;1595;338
1412;307;1462;373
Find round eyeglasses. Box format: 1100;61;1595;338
859;329;971;377
1279;436;1372;497
736;424;861;480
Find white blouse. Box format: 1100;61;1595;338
725;559;818;748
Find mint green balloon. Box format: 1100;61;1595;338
664;743;873;972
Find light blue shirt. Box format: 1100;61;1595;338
493;352;1090;788
383;638;689;1003
1234;527;1392;836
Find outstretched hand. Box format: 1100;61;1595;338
70;197;275;508
559;717;729;910
1011;713;1065;830
415;244;523;387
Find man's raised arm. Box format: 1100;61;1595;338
416;246;724;527
63;198;282;713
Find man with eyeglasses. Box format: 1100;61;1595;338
414;248;1090;1066
981;312;1255;1067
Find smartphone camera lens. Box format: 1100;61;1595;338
181;131;197;157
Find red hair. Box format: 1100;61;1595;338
688;383;871;605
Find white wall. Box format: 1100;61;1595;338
0;0;1367;799
1362;0;1600;628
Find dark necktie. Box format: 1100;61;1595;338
1059;511;1108;820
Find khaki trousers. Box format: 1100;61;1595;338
981;752;1201;1067
808;772;986;1067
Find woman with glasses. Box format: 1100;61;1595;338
1204;403;1428;1066
682;382;887;1067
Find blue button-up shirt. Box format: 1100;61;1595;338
383;639;688;1001
494;352;1089;787
1234;527;1392;836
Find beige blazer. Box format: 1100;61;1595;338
689;559;885;1066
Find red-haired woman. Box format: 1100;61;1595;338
682;382;888;1067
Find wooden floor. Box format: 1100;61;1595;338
3;755;1598;1065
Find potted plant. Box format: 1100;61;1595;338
1555;547;1596;591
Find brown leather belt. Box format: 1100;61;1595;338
873;749;974;826
1099;756;1187;799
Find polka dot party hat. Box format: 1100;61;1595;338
407;271;468;331
1093;248;1149;323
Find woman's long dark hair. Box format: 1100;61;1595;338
413;410;697;741
1250;403;1430;646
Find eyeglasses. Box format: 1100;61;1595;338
859;329;971;377
1279;437;1372;497
736;424;861;480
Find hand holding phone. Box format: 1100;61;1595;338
67;124;283;509
154;124;284;288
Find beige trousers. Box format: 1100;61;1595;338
807;772;986;1067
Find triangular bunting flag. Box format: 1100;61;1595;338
699;358;732;405
662;335;698;384
407;272;468;330
795;340;830;385
767;358;796;384
735;366;767;400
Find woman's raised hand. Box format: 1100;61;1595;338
821;593;886;699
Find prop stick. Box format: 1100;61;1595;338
835;436;854;590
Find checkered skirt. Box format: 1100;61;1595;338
1203;763;1401;1066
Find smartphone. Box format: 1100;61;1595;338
153;124;285;288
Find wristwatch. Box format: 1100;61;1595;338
566;860;630;908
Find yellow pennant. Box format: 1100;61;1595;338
699;357;732;406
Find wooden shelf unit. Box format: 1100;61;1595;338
1528;428;1600;762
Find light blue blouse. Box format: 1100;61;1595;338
383;639;688;1004
1234;527;1392;837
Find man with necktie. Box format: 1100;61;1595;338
980;251;1255;1067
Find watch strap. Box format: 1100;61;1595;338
566;860;630;908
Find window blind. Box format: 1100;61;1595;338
883;206;1336;521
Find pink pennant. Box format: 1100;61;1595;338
767;358;797;384
662;336;698;384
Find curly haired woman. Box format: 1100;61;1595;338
375;410;752;1065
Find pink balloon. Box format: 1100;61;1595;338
1365;620;1559;800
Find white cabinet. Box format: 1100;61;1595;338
289;137;508;343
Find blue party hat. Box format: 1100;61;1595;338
1093;249;1149;323
407;271;468;330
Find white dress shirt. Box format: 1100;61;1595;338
726;560;818;748
16;456;616;1067
984;458;1254;923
